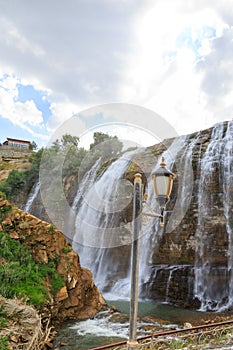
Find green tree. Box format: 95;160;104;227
7;170;25;190
63;147;87;177
29;140;38;151
90;132;123;159
0;170;26;197
27;148;44;186
61;134;79;147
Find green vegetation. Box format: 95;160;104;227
0;169;26;198
0;204;11;214
49;224;55;232
0;163;9;171
29;140;38;151
90;132;123;158
26;148;43;185
0;233;64;305
62;246;72;254
0;337;9;350
0;132;124;202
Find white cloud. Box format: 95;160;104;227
0;0;139;106
0;73;44;131
47;100;87;132
0;17;45;56
116;1;233;135
14;100;43;126
0;0;233;142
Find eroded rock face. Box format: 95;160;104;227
139;122;232;309
0;195;107;323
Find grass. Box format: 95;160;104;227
0;337;9;350
0;163;9;171
0;232;64;305
62;246;72;254
0;205;12;214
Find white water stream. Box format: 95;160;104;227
194;121;233;311
23;181;40;212
221;121;233;311
72;150;138;290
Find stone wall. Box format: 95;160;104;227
0;146;32;158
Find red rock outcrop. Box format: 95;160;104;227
0;194;107;323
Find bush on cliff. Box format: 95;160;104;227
0;169;26;198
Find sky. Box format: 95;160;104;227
0;0;233;148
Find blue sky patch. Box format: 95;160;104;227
0;116;32;144
16;84;52;123
176;26;216;59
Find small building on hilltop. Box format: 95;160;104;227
0;138;32;159
2;138;31;150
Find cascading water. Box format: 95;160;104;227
221;121;233;310
67;158;102;237
138;136;187;291
71;158;102;213
138;133;199;297
72;150;138;293
24;181;40;212
72;136;193;300
194;121;233;311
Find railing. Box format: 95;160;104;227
89;320;233;350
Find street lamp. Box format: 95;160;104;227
127;156;175;350
152;156;176;227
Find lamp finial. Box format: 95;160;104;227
160;156;166;167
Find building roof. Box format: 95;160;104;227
6;138;31;144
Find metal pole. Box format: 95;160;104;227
127;173;142;350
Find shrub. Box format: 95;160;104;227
61;246;72;254
0;170;26;198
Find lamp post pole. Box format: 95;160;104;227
127;157;175;350
127;173;142;350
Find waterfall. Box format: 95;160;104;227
24;181;40;213
138;133;198;293
72;136;196;300
71;158;102;213
165;266;179;303
72;150;138;293
70;124;233;310
220;121;233;311
194;122;233;311
68;158;102;237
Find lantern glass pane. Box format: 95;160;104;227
155;176;169;196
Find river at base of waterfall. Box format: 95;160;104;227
53;299;230;350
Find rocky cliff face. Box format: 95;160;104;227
140;121;233;311
0;194;107;324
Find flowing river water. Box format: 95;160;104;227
53;299;212;350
